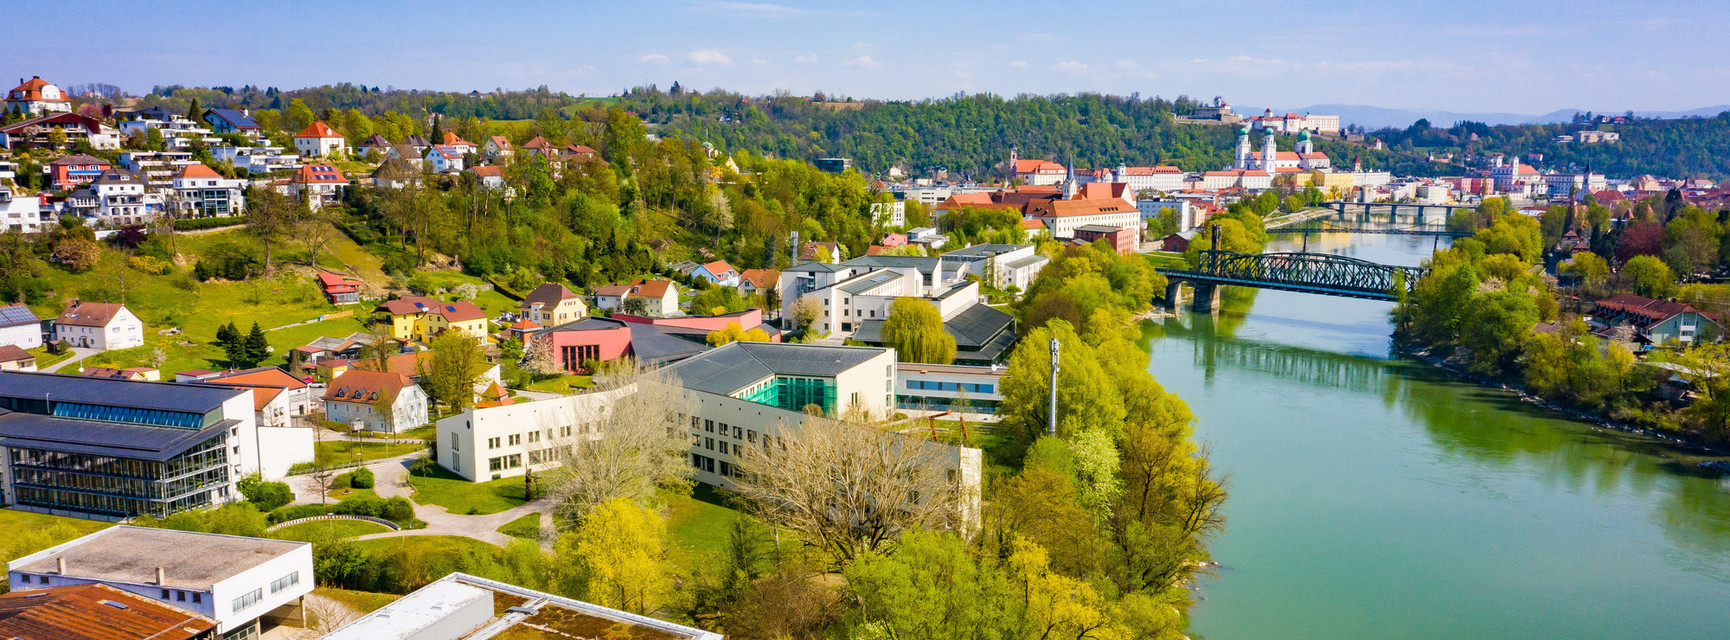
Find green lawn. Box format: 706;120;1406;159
497;513;542;539
313;587;402;614
271;519;392;543
302;439;419;470
523;373;593;394
350;535;501;556
408;464;528;515
326;486;380;502
662;484;742;569
25;346;72;371
0;509;113;580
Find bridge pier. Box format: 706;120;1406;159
1162;279;1221;313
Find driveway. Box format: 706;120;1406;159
40;348;97;373
290;451;555;548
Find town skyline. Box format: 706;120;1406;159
6;0;1728;115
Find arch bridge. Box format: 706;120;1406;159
1157;250;1427;311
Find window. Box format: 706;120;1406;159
733;426;743;439
161;588;169;599
528;431;540;443
508;434;521;446
747;430;757;443
705;437;714;450
177;591;186;602
561;425;572;437
192;593;201;604
486;437;500;449
489;457;503;472
705;420;714;432
232;588;262;613
452;438;460;451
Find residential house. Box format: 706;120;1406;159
315;271;365;303
565;144;600;162
0;371;314;516
322;369;428;433
210;144;300;175
293;332;386;367
80;366;159;381
47;154;112;190
117;150;195;188
357;134;394;158
1590;294;1722;348
370;157;423;190
425;144;465;173
208;366;317;420
5;76;71;115
0;345;35;371
170;164;246;218
117;114;213;153
592;279;679;316
0;113;121;150
373;296;490;343
520;136;555;156
54;300;143;350
319;573;721;640
691;260;740;287
466;165;505;189
481;136;514;163
7;526;311;640
0;303;42;350
290;164;348;210
201;108;261;136
402;134;431;153
738;268;779;297
292;121;346;157
0;583;218;640
441;131;478;155
85;169;164;227
0;187;48;233
520;283;588;325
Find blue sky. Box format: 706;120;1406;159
3;0;1724;114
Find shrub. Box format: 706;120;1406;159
172;217;245;231
331;472;352;492
128;255;171;275
351;467;375;489
380;497;414;522
268;504;336;524
237;474;294;512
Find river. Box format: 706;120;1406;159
1165;231;1730;639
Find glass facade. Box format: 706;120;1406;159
8;433;229;518
737;376;838;414
52;402;207;429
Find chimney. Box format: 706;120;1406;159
56;557;65;575
156;567;164;585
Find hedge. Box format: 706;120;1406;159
172;217;246;231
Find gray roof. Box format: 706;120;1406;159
1005;254;1049;270
204;108;259;129
0;410;235;462
837;270;904;295
9;526;305;591
0;371;241;414
1075;224;1121;233
942;243;1030;258
0;304;38;328
627;324;710;365
845;255;943;275
666;342;887;396
944;304;1015;349
785;261;843;274
852;319;885;343
546;316;630;333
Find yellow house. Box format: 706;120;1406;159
373;296;491;344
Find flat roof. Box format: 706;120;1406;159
666;341;888;397
0;371;240;414
0;583;216;640
941;243;1030;258
324;573;720;640
836;270;904;295
897;362;1006;377
1005;254;1049;270
9;526;308;591
0;411;235;462
318;580;490;640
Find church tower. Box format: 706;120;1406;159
1261;127;1278;171
1062;155;1078;198
1296;131;1314;169
1235;126;1251;170
1007;145;1019;183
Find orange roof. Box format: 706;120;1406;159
1118;166;1181;175
211;366;308;390
701;260;735;276
7;76;68;103
1014;159;1066;175
324;369;413;403
468;165;503;178
295;121;342;139
429;300;486;323
1021;219;1047;230
0;583;217;640
442;131;473;146
739;268;780;289
509;318;542;330
1032;198;1138;218
521;136;552;150
354;351;433;378
295;164;348;185
175;163;222;179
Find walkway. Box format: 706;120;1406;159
40;348;96;373
286;450;552;548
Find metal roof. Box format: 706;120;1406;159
943;304;1016;348
665;342;887;397
0;411;235;462
0;583;216;640
836;270;904;295
0;371;241;414
0;303;38;328
941;243;1030;258
846;255;943;274
626;324;711;365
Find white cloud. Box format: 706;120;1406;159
795;54;819;64
845;55;882;69
1052;61;1089;74
567;65;596;76
685;49;733;65
709;1;803;16
639;54;671;64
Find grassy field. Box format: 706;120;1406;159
313;587;402;614
349;534;501;556
662;484;742;569
272;519;392;542
326;486;380;502
306;439;420;469
0;509;114;584
408;465;528;515
25;346;72;371
523;373;592;394
497;513;542;539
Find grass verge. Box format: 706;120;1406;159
408;464;528;515
497;513;542;539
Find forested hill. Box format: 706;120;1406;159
134;83;1730;179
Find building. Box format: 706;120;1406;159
852;301;1017;365
207;367;317;422
815;157;853;173
0;303;42;350
481;136;513;163
5;76;71;115
119;150;196;188
118;113;214;153
8;526;312;640
519;282;588;325
691;260;740;287
322;369;428;433
211;144;300;175
0;113;121;150
1590;294;1722;348
315;271;365;303
0;345;35;371
289;164;348;210
54;300;144;351
48;154;113;190
534;316;711;373
870;200;906;226
592;279;680;316
0;583;218;640
895;362;1004;414
1138;198;1200;232
1012;156;1069;186
373;296;490;343
85;168;165;227
738;268;779;297
1026;197;1143;239
0;187;48;233
0;371;313;518
940;244;1048;292
465;165;504;189
425;145;465;173
1073;224;1138;255
319;572;720;640
291;121;346;157
202;108;261;136
441;131;478;155
1109;165;1186;194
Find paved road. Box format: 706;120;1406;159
40;348;97;373
288;450;552;547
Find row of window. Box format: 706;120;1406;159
52;402;205;429
270;571;299;594
232;588;262;613
485;424;580;451
904;380;996;394
159;587;203;605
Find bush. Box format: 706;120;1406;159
380;497;414;522
128;255;171;275
331;472;352;492
351;467;376;489
269;504;336;524
333;496;382;517
172;217;245;231
237;474;295;512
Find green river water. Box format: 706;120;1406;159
1168;232;1730;639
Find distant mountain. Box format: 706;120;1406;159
1256;104;1730;130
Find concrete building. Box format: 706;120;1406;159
320;572;720;640
940;244;1048;292
870;200;906;227
321;369;428;434
1026;198;1143;239
895;362;1005;414
8;526;312;640
0;187;48;233
0;371;313;519
171;164;248;218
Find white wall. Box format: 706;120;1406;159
222;392;261;483
437;385;635;481
210;543;314;633
255;426;314;480
0;323;40;350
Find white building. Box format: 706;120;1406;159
436;384;634;481
54;300;144;351
1027;198;1143;239
118;150;196;189
211;144;301;174
172;163;248;217
7;526;313;640
321;573;721;640
1138;198;1200;231
292;121;346;157
117;110;217;151
5;76;71;115
896;362;1005;414
322;369;429;434
1110;165;1186;194
940;244;1048;292
778;255;973;335
0;304;41;350
425;145;465;173
870;200;906;227
0;187;48;233
87;169;165;227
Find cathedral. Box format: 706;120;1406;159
1234;127;1331;172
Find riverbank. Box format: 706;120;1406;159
1398;344;1730;465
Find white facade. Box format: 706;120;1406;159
436;385;634;481
870;201;906;227
173;173;248;217
118;151;196;188
212;144;302;174
91;175;165;227
426;146;465;173
294;134;345;158
1139;198;1199;231
325;383;429;434
55;306;144;351
0;324;40;350
1112;166;1186;194
0;188;48;233
896;362;1005;413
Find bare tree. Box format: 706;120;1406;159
298;594;357;638
308;465;337;506
299;209;337;268
542;365;695;527
731;408;969;567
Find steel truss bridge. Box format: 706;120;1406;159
1284;219;1474;238
1157;250;1428;308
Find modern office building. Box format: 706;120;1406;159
320;572;721;640
8;526;312;640
895;362;1005;414
0;371;313;519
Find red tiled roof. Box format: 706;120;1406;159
295;164;348;185
295;121;342;139
442;132;473;146
210;366;309;391
0;344;30;364
739;268;779;289
175;163;222;179
701;260;735;276
0;583;216;640
56;301;126;328
1013;159;1066;174
7;76;68;103
324;369;412;403
468;165;503;178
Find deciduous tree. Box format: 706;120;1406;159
880;297;955;364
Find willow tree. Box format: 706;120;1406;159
881;297;955;364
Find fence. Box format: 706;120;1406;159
265;513;402;532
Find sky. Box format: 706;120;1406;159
3;0;1726;115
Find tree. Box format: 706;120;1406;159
1565;252;1610;287
299;209;338;268
243;321;270;367
790;295;824;332
236;473;294;511
286;98;315;132
422;331;485;411
563;497;673;614
706;321;771;346
522;335;562;376
245;185;301;273
731;410;969;567
620;296;651;316
1623;255;1676;298
51;238;101;272
690;286;748;316
543;365;695;524
880;297;955;364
